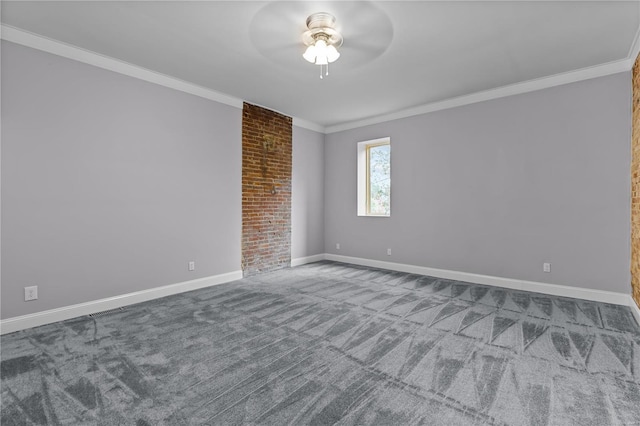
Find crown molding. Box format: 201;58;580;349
2;23;638;136
329;24;640;133
0;25;243;109
325;58;632;133
627;8;640;66
293;117;326;134
0;25;326;134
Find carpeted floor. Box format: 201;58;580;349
2;261;640;425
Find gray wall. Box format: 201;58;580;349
1;39;632;320
324;72;631;293
292;126;325;260
1;41;242;318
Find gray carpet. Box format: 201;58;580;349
2;261;640;425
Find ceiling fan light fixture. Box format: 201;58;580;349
302;12;343;78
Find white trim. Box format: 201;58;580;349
324;253;631;306
291;254;325;267
293;118;326;134
3;24;635;137
0;270;242;335
2;256;634;335
0;25;325;132
629;296;640;327
325;59;631;133
627;30;640;67
0;25;243;109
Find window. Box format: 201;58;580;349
357;137;390;216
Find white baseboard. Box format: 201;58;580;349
3;254;634;335
0;270;243;335
629;296;640;326
324;254;631;306
291;254;325;267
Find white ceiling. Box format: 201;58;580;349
2;1;639;131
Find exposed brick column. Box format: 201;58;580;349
632;57;640;307
241;103;292;277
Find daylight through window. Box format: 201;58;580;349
357;138;390;217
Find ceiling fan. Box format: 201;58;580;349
248;1;393;78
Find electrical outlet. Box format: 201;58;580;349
543;263;551;273
188;261;195;271
336;243;340;250
24;286;38;301
387;248;392;256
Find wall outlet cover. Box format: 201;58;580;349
24;286;38;301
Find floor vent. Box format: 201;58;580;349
88;307;125;318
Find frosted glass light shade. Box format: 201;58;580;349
314;40;328;56
315;55;328;65
326;45;340;63
303;45;316;63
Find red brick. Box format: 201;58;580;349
241;103;292;276
633;57;640;308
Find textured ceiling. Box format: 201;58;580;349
2;1;639;129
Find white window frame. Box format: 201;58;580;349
357;137;391;217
